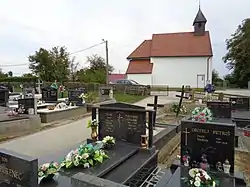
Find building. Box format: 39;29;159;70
108;73;127;83
126;7;213;88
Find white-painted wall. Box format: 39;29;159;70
127;74;152;85
151;57;212;88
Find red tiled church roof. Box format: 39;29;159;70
126;60;153;74
127;31;212;59
108;74;126;82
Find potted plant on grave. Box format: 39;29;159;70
191;107;213;123
60;142;108;169
102;136;116;149
182;168;219;187
87;119;99;141
38;162;60;183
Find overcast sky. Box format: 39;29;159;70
0;0;249;77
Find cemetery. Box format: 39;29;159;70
0;83;249;186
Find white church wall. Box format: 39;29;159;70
151;56;212;88
127;74;152;85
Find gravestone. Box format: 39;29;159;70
99;87;111;101
230;97;249;111
96;102;148;145
41;87;57;103
24;88;35;98
0;87;9;107
18;98;37;114
0;148;38;187
68;89;85;105
181;119;235;173
207;101;231;118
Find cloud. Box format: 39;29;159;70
0;0;250;76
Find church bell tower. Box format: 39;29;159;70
193;5;207;36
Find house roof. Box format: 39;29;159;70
108;74;126;82
127;31;212;59
126;59;153;74
127;40;152;59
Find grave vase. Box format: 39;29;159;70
91;127;98;141
223;159;231;174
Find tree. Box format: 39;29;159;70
223;18;250;88
77;54;114;84
7;71;13;77
22;73;34;78
69;57;79;82
212;69;223;86
0;69;6;79
28;46;71;82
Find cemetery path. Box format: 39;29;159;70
0;116;91;157
0;96;178;157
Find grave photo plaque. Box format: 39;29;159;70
207;101;231;118
181;120;235;173
0;148;38;187
230;97;249;111
98;104;147;145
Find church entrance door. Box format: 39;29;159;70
197;74;205;88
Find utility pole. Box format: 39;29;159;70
105;40;109;85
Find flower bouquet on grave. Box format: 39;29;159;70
38;162;60;183
171;103;187;114
182;168;219;187
78;93;86;104
60;142;108;169
102;136;116;149
191;107;213;123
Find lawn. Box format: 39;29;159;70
114;93;148;103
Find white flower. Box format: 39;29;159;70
83;163;90;168
82;153;89;159
194;180;201;187
73;160;79;166
195;177;201;182
204;174;211;180
190;180;193;185
189;168;197;178
195;173;200;177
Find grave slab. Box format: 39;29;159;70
207;101;232;118
0;148;38;187
230;97;249;111
37;106;87;123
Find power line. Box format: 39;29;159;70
0;41;106;67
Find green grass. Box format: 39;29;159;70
114;93;147;103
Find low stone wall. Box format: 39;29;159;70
0;115;41;136
38;106;87;123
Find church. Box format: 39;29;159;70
125;7;213;88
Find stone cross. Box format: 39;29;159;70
36;79;43;94
182;128;190;146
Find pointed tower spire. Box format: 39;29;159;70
193;2;207;36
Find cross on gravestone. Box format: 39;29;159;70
175;85;189;117
36;79;43;94
117;113;124;128
182;128;190;146
147;96;164;127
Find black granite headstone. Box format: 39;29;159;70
230;97;249;111
18;98;35;114
98;103;147;145
68;89;84;105
0;87;9;107
207;101;231;118
181;119;235;173
41;87;57;103
0;148;38;187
